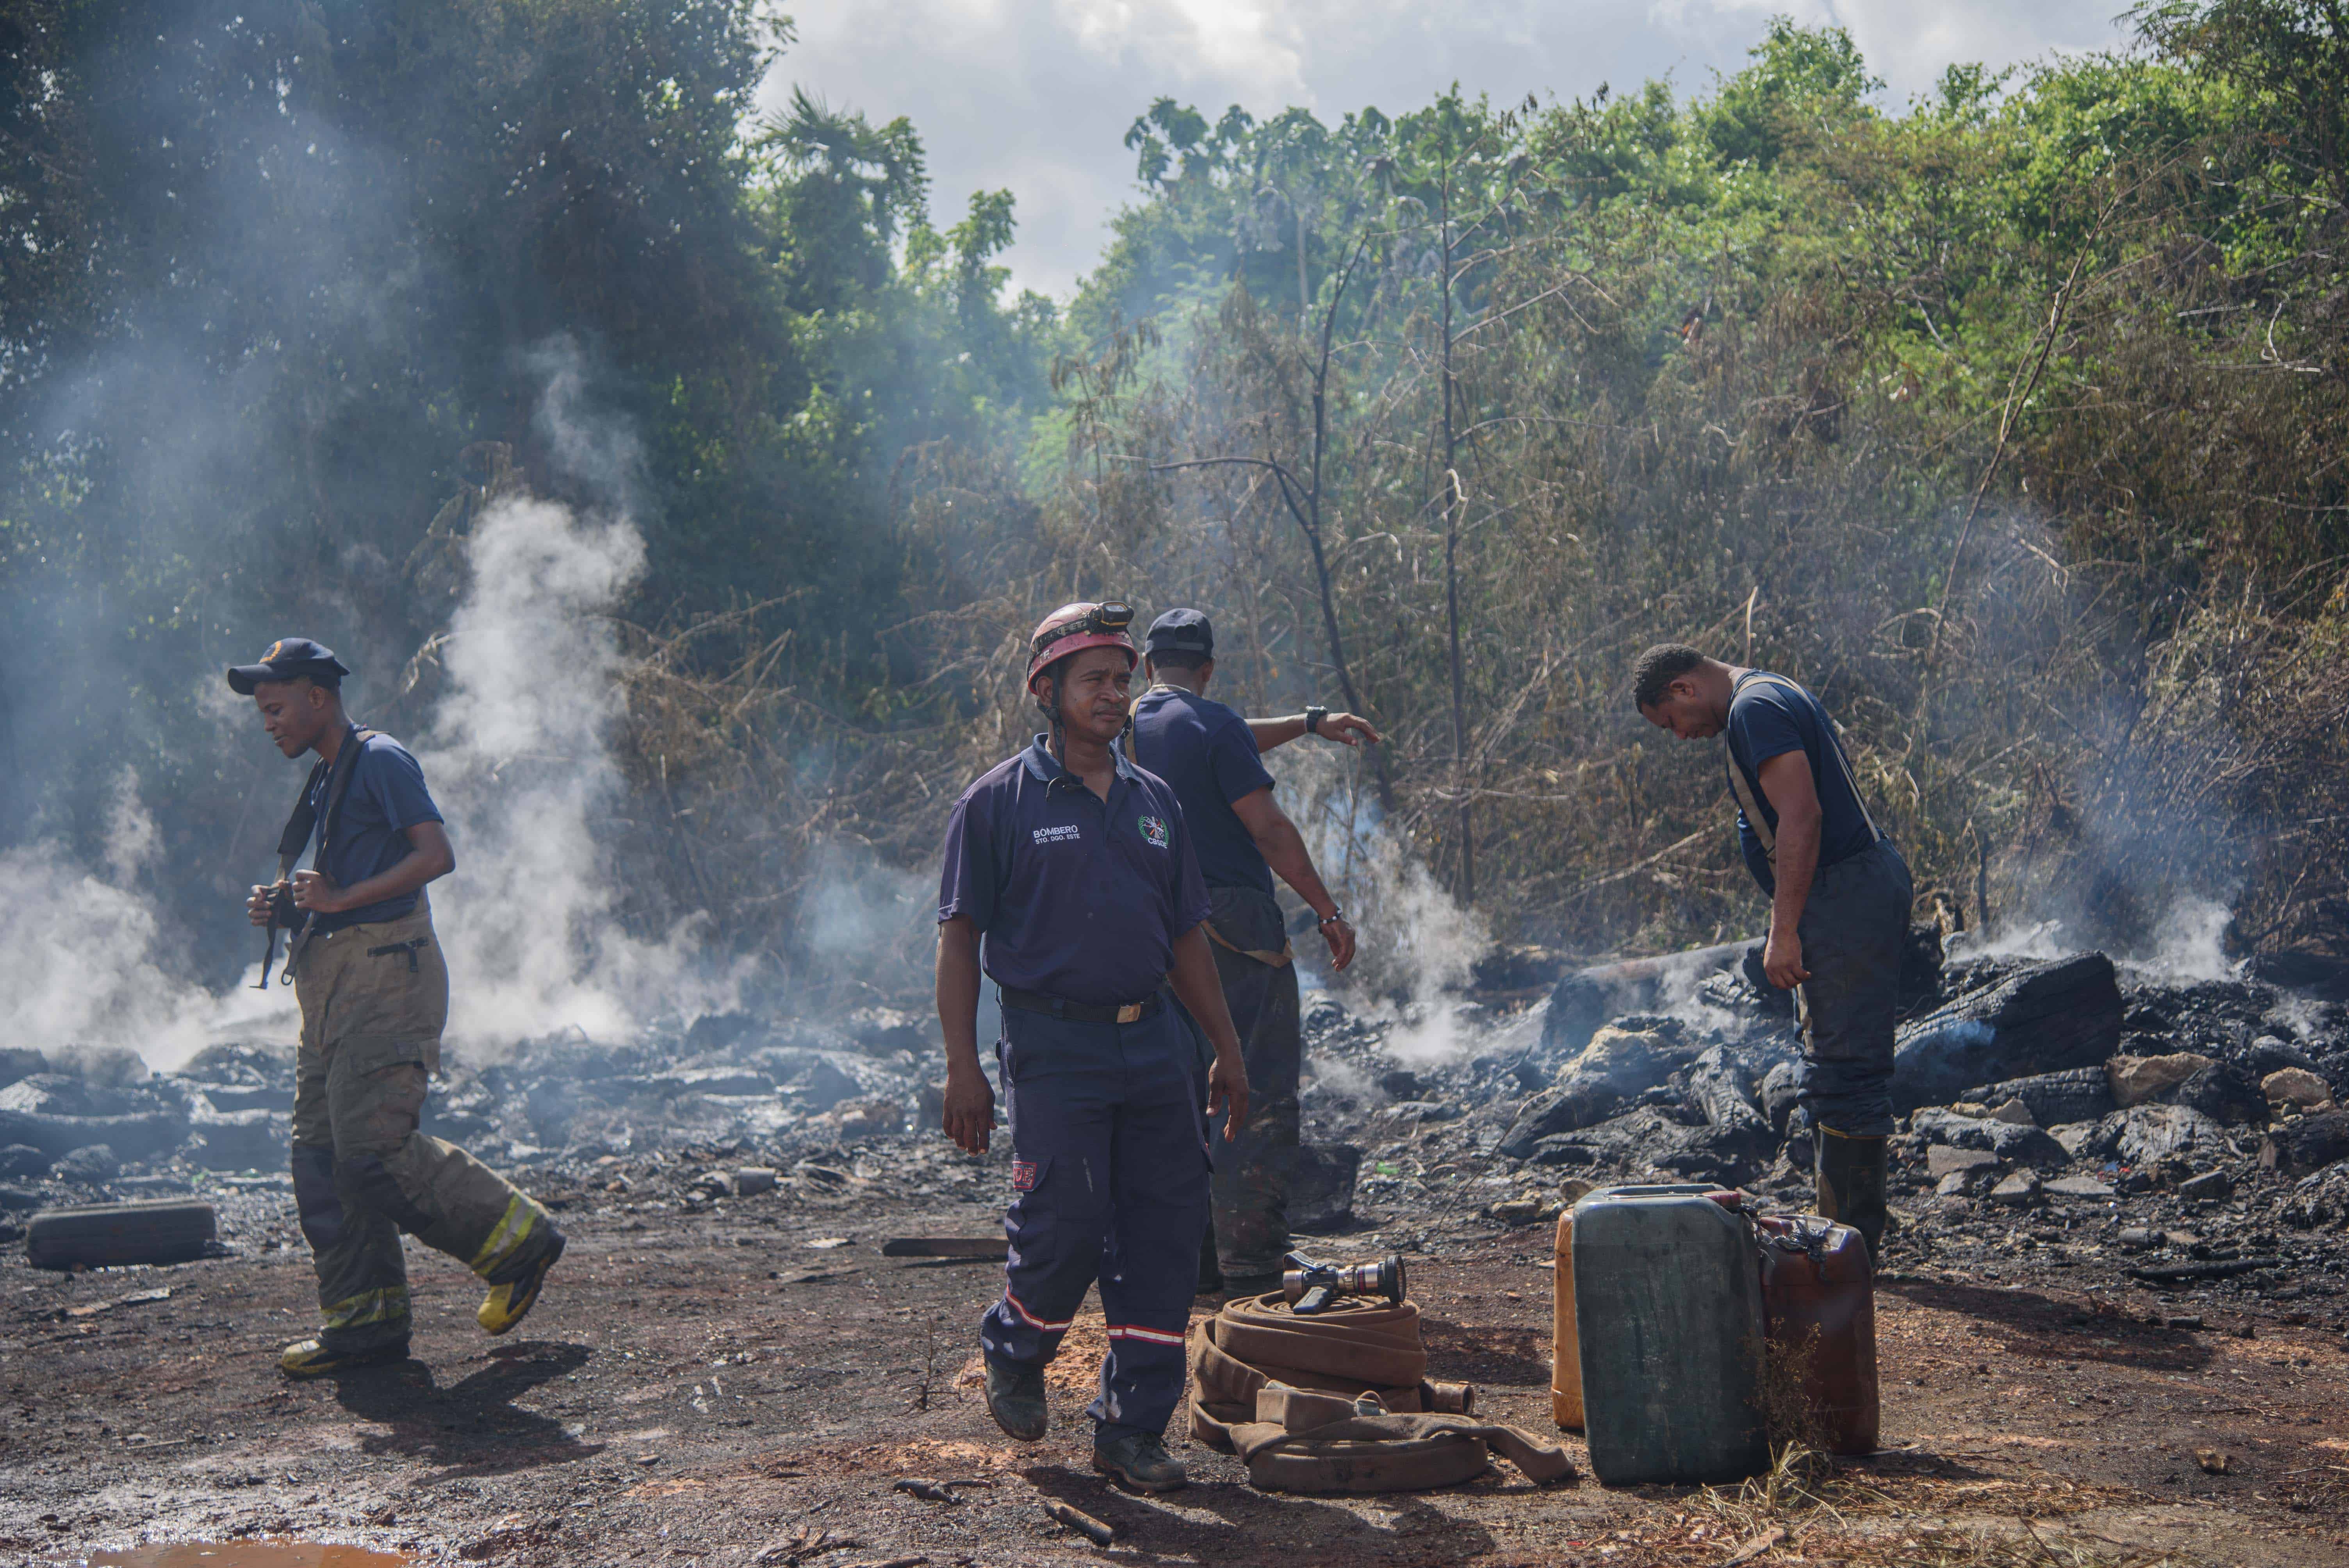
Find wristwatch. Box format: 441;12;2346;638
1304;705;1327;735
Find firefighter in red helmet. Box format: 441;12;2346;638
934;601;1249;1491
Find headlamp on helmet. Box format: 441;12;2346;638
1025;600;1140;688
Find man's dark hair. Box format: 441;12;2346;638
1631;643;1707;711
1149;650;1209;675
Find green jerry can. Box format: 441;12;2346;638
1572;1183;1769;1484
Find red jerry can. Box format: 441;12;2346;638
1755;1214;1879;1456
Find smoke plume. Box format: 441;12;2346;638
1278;745;1491;1064
418;486;741;1051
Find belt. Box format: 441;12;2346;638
1000;987;1163;1025
1204;918;1294;968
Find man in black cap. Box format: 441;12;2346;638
1128;608;1380;1292
232;638;564;1376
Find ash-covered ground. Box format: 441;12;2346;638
5;930;2349;1566
17;924;2344;1323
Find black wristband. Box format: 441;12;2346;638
1304;705;1327;735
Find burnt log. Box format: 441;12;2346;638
186;1110;288;1172
1759;1061;1802;1132
1568;1106;1772;1187
1959;1066;2116;1127
2086;1104;2229;1167
1909;1107;2070;1168
1500;1025;1698;1157
0;1107;189;1164
2260;1111;2349;1176
1682;1045;1771;1140
1891;953;2122;1113
2244;951;2349;1001
2125;1257;2281;1284
1542;942;1752;1056
2172;1062;2269;1126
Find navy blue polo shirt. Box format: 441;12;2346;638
307;731;445;933
1725;674;1877;896
937;736;1214;1007
1129;686;1277;896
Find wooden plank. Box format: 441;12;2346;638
881;1237;1007;1259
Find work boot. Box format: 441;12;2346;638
479;1228;565;1336
1816;1131;1890;1265
1221;1269;1282;1302
279;1338;408;1378
1196;1227;1224;1296
984;1354;1049;1441
1093;1427;1188;1493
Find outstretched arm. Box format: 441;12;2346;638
1248;712;1383;753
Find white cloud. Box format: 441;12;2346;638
769;0;2134;297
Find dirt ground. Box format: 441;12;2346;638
5;1181;2348;1568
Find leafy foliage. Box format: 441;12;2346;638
3;3;2345;990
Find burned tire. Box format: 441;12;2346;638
25;1200;217;1270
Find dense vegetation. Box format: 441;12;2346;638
2;2;2344;992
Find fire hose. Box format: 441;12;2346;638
1188;1292;1576;1493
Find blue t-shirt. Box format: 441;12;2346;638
1128;686;1278;896
1724;674;1877;896
936;736;1214;1007
307;731;445;933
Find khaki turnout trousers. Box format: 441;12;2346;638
290;900;552;1353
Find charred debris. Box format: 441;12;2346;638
5;933;2349;1327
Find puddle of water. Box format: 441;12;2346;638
88;1544;410;1568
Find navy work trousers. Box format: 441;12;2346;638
1793;837;1916;1137
1170;886;1301;1281
978;1002;1210;1439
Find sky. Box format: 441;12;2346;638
764;1;2139;299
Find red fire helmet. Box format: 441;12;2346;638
1025;600;1139;686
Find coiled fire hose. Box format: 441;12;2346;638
1188;1292;1577;1493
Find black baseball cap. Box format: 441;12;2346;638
226;637;351;696
1145;608;1214;657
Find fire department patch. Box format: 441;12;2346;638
1012;1159;1041;1192
1138;814;1169;848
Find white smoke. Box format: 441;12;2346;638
795;841;934;1005
1277;745;1490;1064
417;488;742;1049
2133;893;2238;983
0;801;296;1071
1942;917;2069;963
102;765;163;886
1946;896;2241;982
0;343;746;1070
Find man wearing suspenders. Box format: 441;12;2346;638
935;602;1249;1491
1633;643;1914;1260
234;638;563;1376
1126;608;1380;1292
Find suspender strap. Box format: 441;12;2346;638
276;723;378;983
274;763;328;878
1725;673;1881;866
